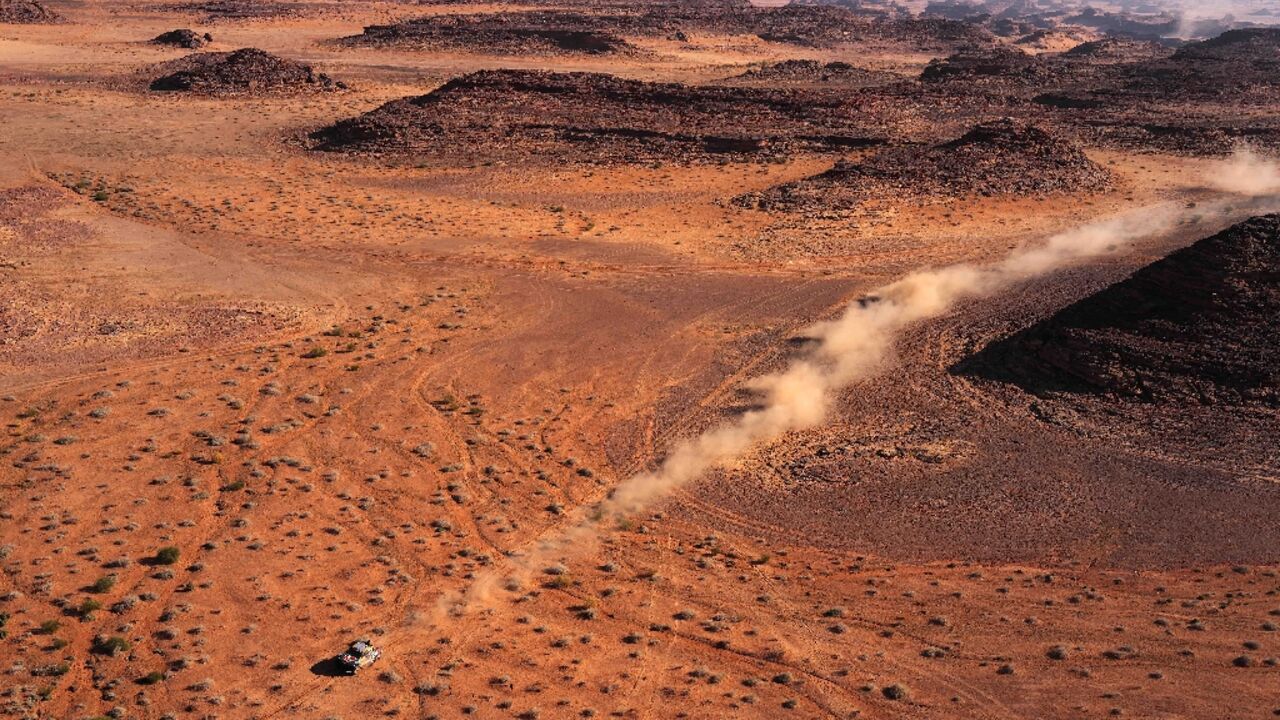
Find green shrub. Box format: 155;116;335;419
77;599;103;618
89;575;116;594
91;635;130;656
301;347;328;359
154;546;180;565
137;670;165;685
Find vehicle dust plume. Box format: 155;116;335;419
430;149;1280;621
603;207;1175;515
1208;146;1280;196
604;149;1280;517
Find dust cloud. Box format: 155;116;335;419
605;150;1280;516
1209;147;1280;196
431;149;1280;620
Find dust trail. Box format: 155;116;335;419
602;205;1179;516
1209;146;1280;196
431;149;1280;619
604;148;1280;516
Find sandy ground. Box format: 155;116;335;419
0;2;1277;719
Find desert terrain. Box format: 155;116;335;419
0;0;1278;719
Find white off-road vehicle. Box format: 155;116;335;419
336;639;381;675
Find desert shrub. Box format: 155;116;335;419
154;546;181;565
92;635;130;656
301;347;328;359
89;575;117;593
77;598;103;618
882;684;909;701
545;575;572;590
31;663;69;677
138;671;165;685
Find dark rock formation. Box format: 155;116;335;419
340;6;990;53
1032;29;1280;153
309;69;884;163
1172;27;1280;62
149;48;344;95
1063;7;1178;39
152;29;213;49
0;0;62;23
737;119;1108;212
340;13;634;55
160;0;311;21
728;59;900;87
962;214;1280;406
1062;37;1173;64
921;45;1046;83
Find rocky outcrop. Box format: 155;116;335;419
152;29;213;49
0;0;62;23
1062;37;1172;63
149;48;344;95
308;69;884;163
160;0;311;21
737;119;1108;212
921;45;1047;83
340;13;634;55
340;6;989;52
1032;29;1280;153
962;214;1280;406
728;59;900;87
